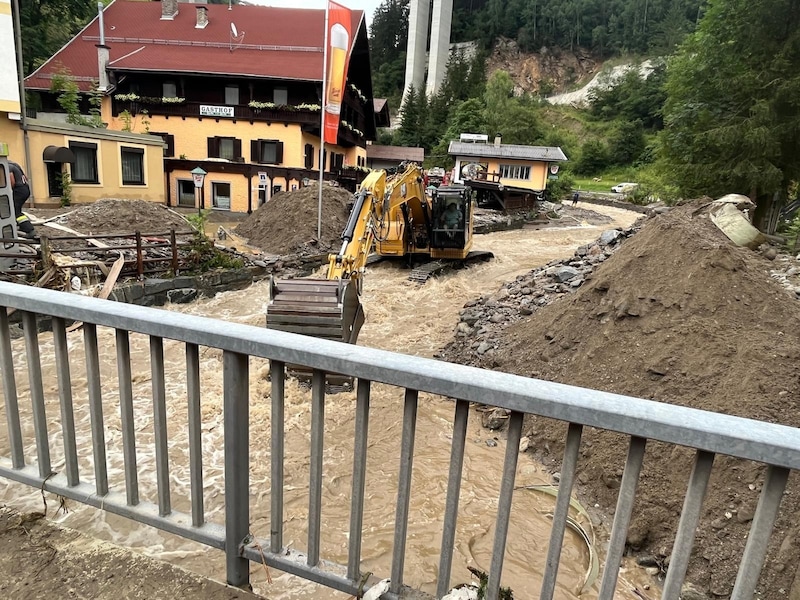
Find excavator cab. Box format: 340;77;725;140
430;185;471;250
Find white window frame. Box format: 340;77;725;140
499;164;531;180
120;145;146;186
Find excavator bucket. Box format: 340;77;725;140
266;277;365;344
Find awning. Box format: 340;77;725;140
42;145;76;163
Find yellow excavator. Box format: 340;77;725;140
266;163;488;345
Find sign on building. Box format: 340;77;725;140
200;105;235;118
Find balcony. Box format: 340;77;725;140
112;99;321;127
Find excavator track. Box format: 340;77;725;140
408;250;494;283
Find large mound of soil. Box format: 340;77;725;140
46;199;190;235
235;183;353;254
445;202;800;598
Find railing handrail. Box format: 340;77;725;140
2;280;799;471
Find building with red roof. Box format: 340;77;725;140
26;0;375;212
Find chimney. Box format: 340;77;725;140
196;5;209;29
96;2;110;91
494;133;502;147
161;0;178;20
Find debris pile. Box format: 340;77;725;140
235;183;353;255
440;200;800;599
43;199;190;235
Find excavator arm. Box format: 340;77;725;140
266;164;426;345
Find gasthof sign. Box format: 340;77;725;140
200;105;235;118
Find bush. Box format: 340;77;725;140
546;172;575;202
575;139;610;175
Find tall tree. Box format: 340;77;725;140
368;0;409;100
17;0;101;75
659;0;800;228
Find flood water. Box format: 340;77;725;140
0;205;651;598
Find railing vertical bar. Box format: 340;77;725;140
115;329;139;505
0;308;24;468
389;388;419;595
270;360;285;553
486;410;524;600
223;350;250;588
83;323;108;495
308;369;326;567
52;317;79;486
540;422;584;600
598;436;647;600
150;335;171;516
436;398;470;598
730;465;790;600
22;311;51;477
347;378;371;580
662;450;715;600
186;342;204;526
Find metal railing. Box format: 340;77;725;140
0;281;798;600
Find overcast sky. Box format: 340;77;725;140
246;0;384;29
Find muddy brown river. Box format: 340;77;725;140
1;205;651;598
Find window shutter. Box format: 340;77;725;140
207;137;219;158
275;142;283;165
251;140;261;163
305;144;313;169
233;139;242;161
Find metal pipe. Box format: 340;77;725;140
151;335;171;516
308;369;326;566
270;360;285;553
0;307;24;468
11;0;34;203
53;317;79;486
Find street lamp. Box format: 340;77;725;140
191;167;207;217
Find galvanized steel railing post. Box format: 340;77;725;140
270;360;285;553
151;336;171;516
389;388;419;595
598;436;647;600
22;311;51;477
730;465;790;600
486;410;524;600
186;343;204;526
53;317;79;486
540;422;583;600
308;369;326;567
223;350;250;588
83;323;108;495
116;329;139;505
347;378;371;580
0;307;24;468
436;398;470;597
662;450;715;600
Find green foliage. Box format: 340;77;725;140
607;119;646;166
546;171;575;202
575;139;611;175
589;64;667;129
50;70;103;128
185;210;212;237
659;0;800;216
368;0;410;99
185;234;245;273
60;171;72;207
119;110;133;132
778;211;800;253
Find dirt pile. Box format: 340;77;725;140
44;199;191;235
441;202;800;599
235;183;353;255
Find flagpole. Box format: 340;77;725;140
318;4;329;241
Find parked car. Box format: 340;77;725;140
611;182;638;194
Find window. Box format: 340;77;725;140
331;152;344;171
121;146;145;185
69;141;99;183
150;132;175;157
212;182;231;210
273;87;288;105
304;143;314;169
499;164;531;180
163;81;177;98
225;85;239;105
251;139;283;164
178;180;196;207
207;137;241;161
